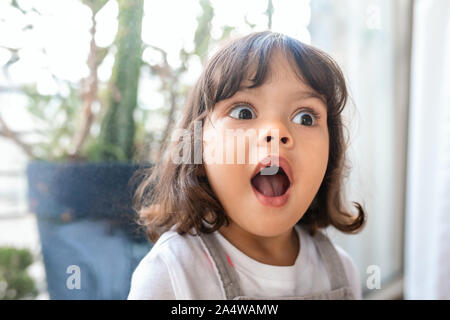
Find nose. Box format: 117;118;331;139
260;124;294;150
251;119;293;168
265;135;289;145
256;126;293;171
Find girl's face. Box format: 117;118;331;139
202;51;329;238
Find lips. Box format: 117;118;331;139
250;156;293;206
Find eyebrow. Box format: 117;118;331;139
237;85;327;106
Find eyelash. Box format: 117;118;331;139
228;100;321;123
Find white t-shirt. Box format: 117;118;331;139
127;224;362;300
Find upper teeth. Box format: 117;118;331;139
260;166;281;176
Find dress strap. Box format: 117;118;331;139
198;232;242;300
199;228;351;299
312;230;351;290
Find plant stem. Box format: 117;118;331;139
70;9;99;158
97;0;144;162
0;116;36;158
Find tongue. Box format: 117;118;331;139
251;174;289;197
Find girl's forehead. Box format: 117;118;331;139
239;52;318;96
243;50;305;85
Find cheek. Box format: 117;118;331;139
295;131;329;186
202;121;250;205
312;134;329;171
203;162;251;217
202;117;253;167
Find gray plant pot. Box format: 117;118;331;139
26;161;153;299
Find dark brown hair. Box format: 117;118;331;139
132;31;366;242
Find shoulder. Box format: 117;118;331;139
127;229;193;300
334;244;363;300
127;230;183;300
128;249;175;300
128;228;222;299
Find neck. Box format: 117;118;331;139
218;223;300;266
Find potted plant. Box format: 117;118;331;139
19;0;150;299
1;0;154;299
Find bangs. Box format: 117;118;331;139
204;31;347;117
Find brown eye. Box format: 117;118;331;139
229;105;256;120
293;111;316;126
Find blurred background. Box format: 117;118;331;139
0;0;448;300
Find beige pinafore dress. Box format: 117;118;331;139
198;230;355;300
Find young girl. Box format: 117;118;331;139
128;31;366;300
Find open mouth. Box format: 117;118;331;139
250;166;291;197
